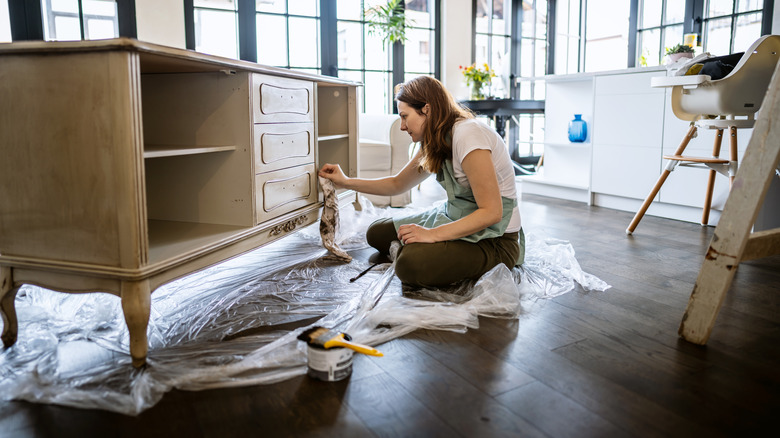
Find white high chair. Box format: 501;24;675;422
626;34;780;234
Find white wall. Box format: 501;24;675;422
775;1;780;34
136;0;185;48
0;0;10;42
441;0;473;100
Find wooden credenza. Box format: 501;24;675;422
0;38;359;367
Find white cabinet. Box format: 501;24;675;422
0;39;359;367
523;66;774;226
519;75;594;203
590;70;666;200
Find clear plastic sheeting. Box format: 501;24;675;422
0;196;610;415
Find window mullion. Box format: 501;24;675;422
628;0;638;68
546;0;555;75
77;0;85;39
320;0;337;76
761;0;774;35
580;0;587;72
8;0;44;40
238;0;257;62
117;0;137;38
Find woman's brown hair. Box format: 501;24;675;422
394;76;473;174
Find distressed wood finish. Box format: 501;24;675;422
0;266;18;347
0;39;359;367
679;62;780;344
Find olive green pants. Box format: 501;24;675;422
366;218;525;288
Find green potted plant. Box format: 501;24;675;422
666;44;695;62
365;0;413;45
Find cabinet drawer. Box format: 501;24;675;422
254;123;314;173
252;73;314;123
255;163;317;224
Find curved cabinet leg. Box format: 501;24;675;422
121;279;151;368
1;266;19;348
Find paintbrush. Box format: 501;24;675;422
298;326;384;357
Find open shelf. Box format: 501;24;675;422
318;133;350;142
143;144;237;159
543;141;591;148
147;220;249;265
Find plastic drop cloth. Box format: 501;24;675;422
0;197;610;415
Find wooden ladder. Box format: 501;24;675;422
679;62;780;345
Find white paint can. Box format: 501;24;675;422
306;335;354;382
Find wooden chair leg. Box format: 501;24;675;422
627;125;698;234
0;266;19;348
627;170;672;234
702;129;724;225
729;126;738;186
121;279;151;368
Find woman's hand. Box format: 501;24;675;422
397;223;438;244
318;163;348;188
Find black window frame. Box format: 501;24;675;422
184;0;441;114
8;0;136;41
627;0;773;68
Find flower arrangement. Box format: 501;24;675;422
460;63;496;100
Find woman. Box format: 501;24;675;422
318;76;524;288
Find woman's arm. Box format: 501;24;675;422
319;149;430;196
397;148;503;244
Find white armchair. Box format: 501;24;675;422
358;113;414;207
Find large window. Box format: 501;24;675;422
468;1;547;163
637;0;686;67
554;0;581;74
193;0;238;59
336;0;393;114
1;0;11;42
185;0;438;114
553;0;772;74
404;0;436;81
337;0;437;114
514;1;547;161
516;0;547;99
474;0;513;98
256;0;321;74
41;0;118;41
583;0;630;72
702;0;764;54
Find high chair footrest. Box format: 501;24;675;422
663;155;730;164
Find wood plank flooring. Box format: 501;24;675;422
2;186;779;438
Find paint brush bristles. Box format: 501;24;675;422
298;326;383;357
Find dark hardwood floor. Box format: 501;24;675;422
2;183;779;438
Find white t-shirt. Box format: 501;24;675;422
450;118;522;233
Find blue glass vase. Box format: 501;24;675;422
568;114;587;143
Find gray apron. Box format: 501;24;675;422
394;159;524;265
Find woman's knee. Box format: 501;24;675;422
394;249;426;285
366;218;396;254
